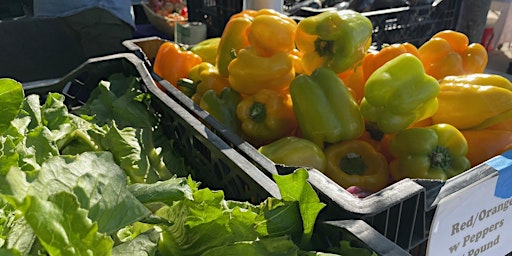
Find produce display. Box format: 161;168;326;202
152;8;512;195
0;76;379;255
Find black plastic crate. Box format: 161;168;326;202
363;0;462;49
313;220;411;256
19;53;416;256
186;0;243;38
21;53;281;205
290;0;462;49
123;37;427;249
123;37;508;254
0;0;25;20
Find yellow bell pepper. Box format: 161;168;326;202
228;46;295;95
432;73;512;130
246;9;297;57
190;37;221;65
236;89;297;147
216;9;297;77
188;63;230;104
324;139;390;192
258;136;326;172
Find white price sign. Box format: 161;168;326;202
426;151;512;256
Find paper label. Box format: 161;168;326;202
426;175;512;256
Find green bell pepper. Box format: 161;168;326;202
389;123;471;180
290;67;365;148
199;87;242;135
258;136;326;172
295;9;373;75
360;53;440;134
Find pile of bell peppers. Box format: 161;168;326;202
152;7;512;195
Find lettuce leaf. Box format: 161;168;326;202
201;236;302;256
273;168;326;246
112;228;159;256
6;152;151;235
18;192;113;255
0;78;24;134
156;169;327;256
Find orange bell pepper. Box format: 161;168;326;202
418;30;488;80
153;42;202;87
357;129;394;163
337;65;365;104
461;129;512;167
487;118;512;132
362;43;420;82
236;89;297;147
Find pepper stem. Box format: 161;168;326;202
365;121;384;141
250;102;266;123
314;39;334;57
340;153;367;175
429;145;452;170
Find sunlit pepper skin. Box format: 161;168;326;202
295;10;373;75
290;67;364;148
236;89;297;147
190;37;221;65
389;123;470;180
246;9;297;57
461;129;512;167
176;62;215;98
216;9;297;77
189;63;230;104
324;140;390;192
228;47;295;95
153;42;203;87
258;136;326;172
337;65;365;104
360;53;440;134
432;73;512;130
418;30;488;80
361;42;420;82
358;125;394;163
200;87;242;136
216;12;252;78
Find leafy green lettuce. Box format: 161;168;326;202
154;168;326;256
0;76;378;256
